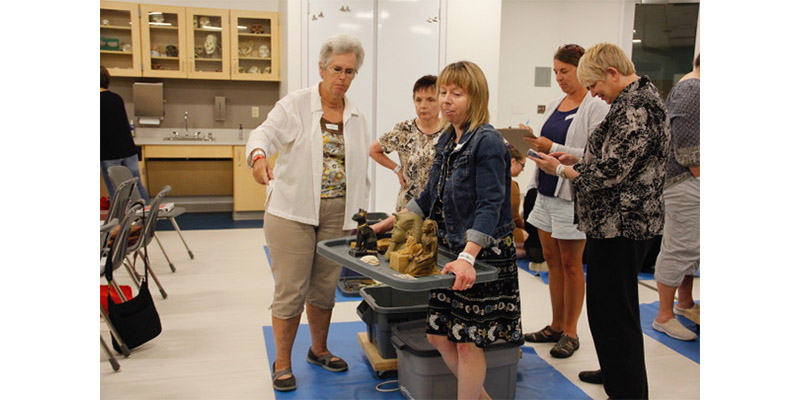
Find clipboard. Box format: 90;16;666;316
498;128;536;152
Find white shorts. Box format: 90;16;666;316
527;193;586;240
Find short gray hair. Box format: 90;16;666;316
319;33;365;72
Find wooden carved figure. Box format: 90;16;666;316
386;212;423;255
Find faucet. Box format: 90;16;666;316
184;111;189;134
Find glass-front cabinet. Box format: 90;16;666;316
187;8;230;80
230;10;280;81
100;1;142;77
139;4;187;78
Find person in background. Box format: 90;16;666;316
370;75;442;211
373;61;522;400
100;65;149;202
651;54;700;341
246;33;371;392
530;43;669;399
520;44;609;359
507;144;529;259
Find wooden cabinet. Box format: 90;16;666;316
186;8;231;80
100;1;142;77
232;146;274;212
231;10;280;81
139;4;188;78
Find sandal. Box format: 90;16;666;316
306;347;348;372
271;362;297;392
524;325;563;343
550;334;579;358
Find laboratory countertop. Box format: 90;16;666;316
134;128;253;146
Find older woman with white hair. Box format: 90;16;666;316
246;33;371;392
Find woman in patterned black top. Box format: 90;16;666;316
530;43;669;399
369;75;442;211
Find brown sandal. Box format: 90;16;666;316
524;325;563;343
550;334;580;358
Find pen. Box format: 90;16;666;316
525;119;530;126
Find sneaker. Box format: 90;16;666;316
673;303;698;316
652;318;697;341
578;369;603;384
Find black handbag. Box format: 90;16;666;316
105;243;162;354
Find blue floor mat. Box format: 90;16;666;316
156;212;263;231
262;321;589;399
639;301;700;363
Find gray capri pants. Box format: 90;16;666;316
654;177;700;287
264;197;349;319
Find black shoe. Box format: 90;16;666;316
578;369;603;384
271;362;297;392
306;347;348;372
549;334;579;358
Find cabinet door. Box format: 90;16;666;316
232;146;272;211
230;10;280;81
187;7;230;80
140;4;187;78
100;1;142;77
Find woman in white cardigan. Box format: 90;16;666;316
520;44;608;358
246;33;371;392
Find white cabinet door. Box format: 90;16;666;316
306;0;440;214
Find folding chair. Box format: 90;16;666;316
101;211;139;360
108;166;194;273
100;177;138;258
100;218;122;371
123;187;171;299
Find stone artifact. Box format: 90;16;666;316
204;34;218;56
359;255;380;266
165;45;178;57
389;219;438;277
349;209;378;257
386;212;423;254
239;40;254;57
258;44;270;58
250;24;265;34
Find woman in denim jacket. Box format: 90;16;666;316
373;61;522;400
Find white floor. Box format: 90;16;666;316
100;227;700;399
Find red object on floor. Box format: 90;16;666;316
101;285;133;314
101;196;110;210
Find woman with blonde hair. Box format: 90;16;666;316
373;61;522;399
530;43;669;399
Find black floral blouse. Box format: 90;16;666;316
572;76;670;240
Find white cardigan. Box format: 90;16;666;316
246;84;371;230
525;91;609;201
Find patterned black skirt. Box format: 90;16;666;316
426;233;523;347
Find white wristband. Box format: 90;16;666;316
393;165;402;174
457;252;475;266
555;164;564;178
550;142;558;153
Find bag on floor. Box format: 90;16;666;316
101;285;133;314
105;246;162;354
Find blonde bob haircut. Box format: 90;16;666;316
438;61;490;134
577;43;636;88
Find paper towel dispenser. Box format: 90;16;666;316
133;82;164;125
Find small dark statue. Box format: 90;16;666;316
349;209;378;257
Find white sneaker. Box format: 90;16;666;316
652;318;697;341
673;303;698;316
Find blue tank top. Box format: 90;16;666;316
538;107;578;197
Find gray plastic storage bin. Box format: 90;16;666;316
391;320;521;400
356;286;429;359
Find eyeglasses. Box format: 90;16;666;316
327;65;356;78
559;44;585;55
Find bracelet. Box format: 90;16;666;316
457;252;475;266
555;164;564;178
393;165;402;174
249;149;266;168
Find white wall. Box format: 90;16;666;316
442;0;503;127
497;0;634;192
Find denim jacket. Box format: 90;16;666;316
407;123;514;252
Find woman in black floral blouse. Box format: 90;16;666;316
530;43;669;400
